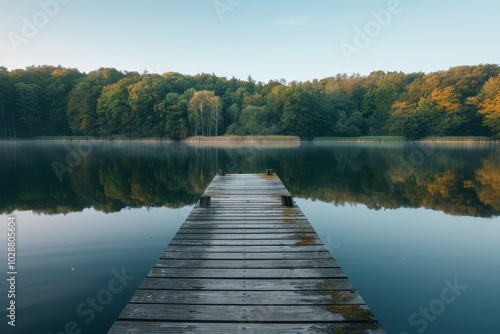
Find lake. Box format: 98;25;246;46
0;140;499;334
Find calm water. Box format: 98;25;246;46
0;140;499;334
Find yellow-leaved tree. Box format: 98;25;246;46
478;75;500;136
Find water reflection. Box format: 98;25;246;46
0;141;499;218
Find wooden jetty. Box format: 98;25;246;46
108;172;385;333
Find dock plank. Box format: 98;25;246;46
181;221;312;227
148;267;347;279
118;304;376;322
177;228;316;234
165;245;331;253
161;251;333;260
130;289;365;305
139;278;354;291
153;259;340;268
172;233;318;240
109;322;385;334
168;239;324;246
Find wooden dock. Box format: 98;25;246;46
108;172;385;333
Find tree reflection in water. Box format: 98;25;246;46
1;141;498;218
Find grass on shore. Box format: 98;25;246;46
4;135;498;144
29;136;174;142
28;135;300;142
314;136;499;143
183;135;301;142
421;136;499;143
314;136;406;142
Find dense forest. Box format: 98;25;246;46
0;64;499;139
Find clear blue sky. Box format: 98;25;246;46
1;0;499;82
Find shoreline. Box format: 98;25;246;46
0;135;498;145
314;136;499;144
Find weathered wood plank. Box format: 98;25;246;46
204;192;290;196
205;200;285;204
168;239;324;246
131;289;364;305
108;322;385;334
185;218;307;222
204;201;284;205
201;206;290;210
187;211;300;216
117;304;376;322
188;211;303;216
180;223;312;229
161;252;333;260
165;245;331;253
206;181;283;186
177;228;316;234
148;268;347;279
207;187;286;190
172;233;318;240
139;278;354;291
153;259;339;269
185;216;305;221
183;218;309;222
181;221;311;227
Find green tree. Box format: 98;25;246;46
44;80;69;135
8;66;84;137
387;99;440;139
280;85;328;138
210;95;223;136
228;103;240;125
96;74;141;136
126;75;168;136
67;68;124;135
361;72;409;134
156;92;189;139
233;106;280;135
188;90;218;136
14;83;41;136
0;67;15;137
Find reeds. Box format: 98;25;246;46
313;136;406;142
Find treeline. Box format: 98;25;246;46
1;64;500;139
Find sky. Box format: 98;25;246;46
1;0;499;82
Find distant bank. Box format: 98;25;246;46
313;136;499;143
183;135;300;142
1;135;498;144
182;135;301;147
